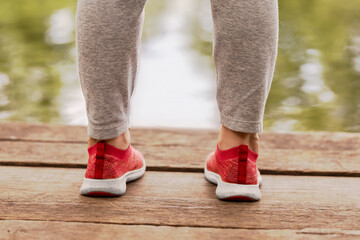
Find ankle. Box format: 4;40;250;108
88;129;131;150
217;125;259;154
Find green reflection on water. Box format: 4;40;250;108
0;0;359;132
0;0;76;123
265;0;360;132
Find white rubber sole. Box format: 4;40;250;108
204;164;262;201
80;159;146;196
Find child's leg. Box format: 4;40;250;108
76;0;147;142
210;0;279;151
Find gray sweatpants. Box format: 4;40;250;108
76;0;279;140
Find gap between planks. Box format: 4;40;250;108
1;163;360;178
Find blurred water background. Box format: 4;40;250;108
0;0;359;132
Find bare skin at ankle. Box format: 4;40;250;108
217;125;259;154
88;129;131;150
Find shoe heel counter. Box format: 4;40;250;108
237;145;248;184
94;141;105;179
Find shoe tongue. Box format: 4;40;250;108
215;144;258;162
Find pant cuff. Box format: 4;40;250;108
220;115;263;133
87;122;129;140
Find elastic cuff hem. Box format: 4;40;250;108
221;115;263;133
88;123;129;140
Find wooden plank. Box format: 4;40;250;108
1;220;358;240
1;122;359;175
1;122;360;151
0;166;359;229
0;122;88;143
0;140;359;175
0;122;217;144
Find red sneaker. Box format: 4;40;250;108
80;141;146;196
204;144;262;201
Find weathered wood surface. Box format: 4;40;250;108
0;122;359;175
1;140;359;176
0;122;360;239
2;221;359;240
1;166;359;230
2;122;360;149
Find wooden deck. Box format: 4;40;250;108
0;122;359;239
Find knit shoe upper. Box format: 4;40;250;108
206;144;258;185
85;141;144;180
